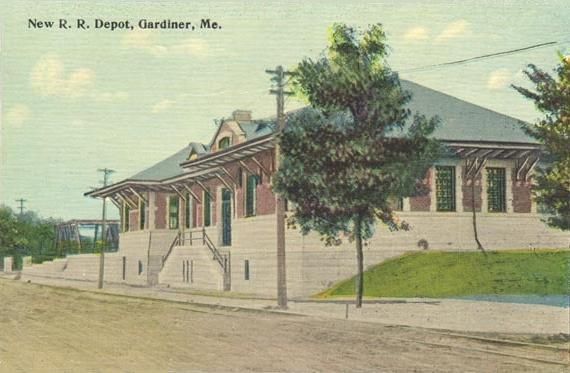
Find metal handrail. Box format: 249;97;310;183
161;232;180;269
202;229;227;272
179;228;228;273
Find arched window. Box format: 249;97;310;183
218;137;231;150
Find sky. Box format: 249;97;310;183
1;0;568;220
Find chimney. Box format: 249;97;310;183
232;110;252;122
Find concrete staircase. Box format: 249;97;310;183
158;244;226;291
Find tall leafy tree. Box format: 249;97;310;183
0;205;59;268
513;54;570;230
273;24;440;307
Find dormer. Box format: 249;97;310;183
186;142;208;161
210;110;252;152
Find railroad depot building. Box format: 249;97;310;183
22;81;568;297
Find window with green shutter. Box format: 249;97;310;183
487;168;506;212
168;196;179;229
436;166;456;212
246;175;259;217
203;190;211;227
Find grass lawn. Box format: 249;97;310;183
318;249;570;299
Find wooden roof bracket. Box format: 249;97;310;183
525;157;540;181
251;156;271;179
196;180;215;201
182;184;201;204
116;192;137;209
171;185;187;202
238;160;257;176
129;187;148;204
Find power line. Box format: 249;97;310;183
400;40;566;74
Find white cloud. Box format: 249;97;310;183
487;68;513;90
92;91;129;103
122;30;208;57
151;99;175;113
30;55;95;97
435;20;470;43
403;27;429;42
5;104;31;127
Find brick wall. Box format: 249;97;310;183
129;209;139;231
410;168;432;211
155;192;167;229
462;167;482;212
512;178;532;213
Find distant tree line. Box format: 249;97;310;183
0;205;62;269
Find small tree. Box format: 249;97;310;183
273;24;440;307
513;54;570;231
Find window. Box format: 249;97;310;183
185;194;193;229
218;137;231;150
138;260;143;275
203;189;211;227
487;168;506;212
123;205;130;232
246;175;259;217
139;200;146;230
436;166;456;212
244;260;250;280
168;196;179;229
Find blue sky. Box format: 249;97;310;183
1;0;568;220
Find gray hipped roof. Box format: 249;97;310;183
121;80;536;185
401;80;536;143
238;121;274;140
129;142;207;182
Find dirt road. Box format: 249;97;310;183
0;279;567;372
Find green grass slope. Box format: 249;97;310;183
318;250;570;298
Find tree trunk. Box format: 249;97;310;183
354;214;364;308
471;178;486;255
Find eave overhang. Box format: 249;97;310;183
86;134;275;199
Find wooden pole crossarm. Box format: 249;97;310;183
196;180;215;201
238;160;257;176
129;187;148;204
219;167;238;188
171;185;187;201
117;191;137;209
516;156;530;181
215;173;234;193
251;156;271;178
183;184;201;203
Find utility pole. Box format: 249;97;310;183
97;168;115;289
15;198;26;216
266;66;293;309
